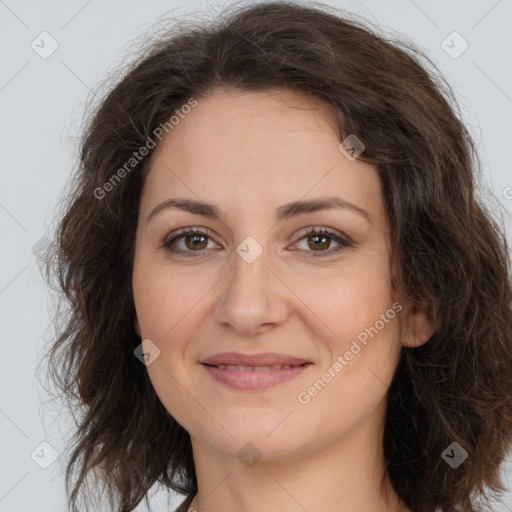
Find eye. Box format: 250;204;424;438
162;227;221;258
290;227;352;258
162;226;352;258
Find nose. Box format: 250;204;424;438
213;247;291;335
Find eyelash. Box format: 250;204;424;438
161;226;352;259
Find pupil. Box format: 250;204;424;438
310;235;329;250
187;235;206;249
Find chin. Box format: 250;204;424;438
191;415;317;461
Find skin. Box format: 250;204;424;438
132;87;436;512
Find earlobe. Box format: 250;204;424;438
401;303;437;348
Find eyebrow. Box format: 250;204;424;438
147;196;373;224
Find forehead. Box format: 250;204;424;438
152;87;340;168
142;87;382;222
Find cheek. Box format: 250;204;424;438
132;259;206;427
290;253;394;349
292;270;400;443
291;252;400;399
132;258;208;342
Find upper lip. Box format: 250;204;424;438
200;352;312;367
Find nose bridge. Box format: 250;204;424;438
213;240;289;334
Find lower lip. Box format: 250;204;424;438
201;364;311;391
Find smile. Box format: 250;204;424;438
201;362;312;390
210;364;303;370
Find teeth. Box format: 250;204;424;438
214;364;297;371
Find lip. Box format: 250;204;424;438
200;352;311;366
200;352;313;391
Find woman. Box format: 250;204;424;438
45;2;512;511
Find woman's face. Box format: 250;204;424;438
132;87;422;462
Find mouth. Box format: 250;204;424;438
200;351;312;367
203;363;310;371
199;353;313;391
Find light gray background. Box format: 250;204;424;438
1;1;511;511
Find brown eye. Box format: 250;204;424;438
306;233;331;251
293;227;352;258
163;228;219;257
183;233;208;250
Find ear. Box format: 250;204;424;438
134;317;141;337
401;302;437;348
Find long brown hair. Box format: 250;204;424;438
44;2;512;511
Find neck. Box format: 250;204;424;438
187;399;409;512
